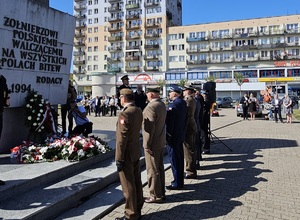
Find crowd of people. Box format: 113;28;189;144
114;75;212;220
240;87;296;123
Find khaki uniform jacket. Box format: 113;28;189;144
142;99;167;151
184;95;197;135
116;103;143;162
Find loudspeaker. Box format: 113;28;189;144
203;82;216;103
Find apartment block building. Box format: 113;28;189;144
73;0;300;98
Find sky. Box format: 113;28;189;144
50;0;300;25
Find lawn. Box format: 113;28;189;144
293;109;300;121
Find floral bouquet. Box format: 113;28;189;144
10;135;111;163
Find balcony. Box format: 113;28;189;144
126;45;140;50
269;29;285;35
107;67;121;72
108;17;122;23
108;46;122;52
222;46;232;51
125;3;140;10
144;23;160;28
144;55;159;60
186;48;208;53
186;37;207;42
222;58;234;63
126;34;141;40
75;32;86;38
75;23;86;29
144;44;160;50
166;10;172;20
125;56;140;61
233;33;249;38
75;0;84;2
210;47;221;51
73;60;86;65
177;1;182;9
108;26;122;32
257;44;272;49
144;33;161;38
248;31;258;37
144;1;159;7
234;57;247;62
74;51;85;56
186;60;208;65
220;34;232;39
75;14;86;19
286;42;299;47
108;36;123;42
107;57;121;63
108;6;122;12
232;45;250;51
108;0;122;2
73;69;86;74
126;14;140;20
74;5;86;11
125;66;140;72
74;42;85;47
144;66;160;71
126;24;140;30
285;28;300;34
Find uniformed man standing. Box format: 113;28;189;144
142;86;167;203
201;91;211;154
182;85;197;179
194;89;204;169
165;85;187;190
117;75;131;108
115;88;143;220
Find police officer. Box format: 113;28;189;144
117;75;131;108
182;85;197;179
165;85;187;190
115;88;143;220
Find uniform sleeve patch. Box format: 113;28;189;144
120;118;125;125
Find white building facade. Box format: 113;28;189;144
73;0;300;99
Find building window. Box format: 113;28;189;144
94;18;98;23
104;7;107;12
88;0;92;5
94;27;98;33
187;72;208;80
165;73;185;80
168;34;177;40
88;47;92;52
94;55;98;61
169;56;178;62
179;56;185;62
94;46;98;51
88;28;92;33
178;44;184;50
94;0;98;4
94;8;98;14
87;65;92;71
88;9;92;15
88;19;92;24
94;65;98;70
88;37;92;43
87;75;92;81
178;33;184;39
94;37;98;42
88;56;92;61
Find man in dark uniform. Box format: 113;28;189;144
117;75;131;108
115;88;143;220
182;85;197;179
165;85;187;190
0;74;9;185
201;91;211;154
194;89;204;169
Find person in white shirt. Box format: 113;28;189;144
109;95;118;116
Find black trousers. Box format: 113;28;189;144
61;105;73;134
274;107;283;122
242;106;248;119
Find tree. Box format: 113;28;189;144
234;72;244;97
178;78;188;87
205;75;216;82
155;78;166;90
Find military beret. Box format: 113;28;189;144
120;88;133;95
146;86;161;93
121;75;129;80
169;84;182;93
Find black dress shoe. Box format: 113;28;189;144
185;174;197;179
115;216;128;220
166;185;183;190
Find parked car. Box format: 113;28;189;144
216;97;233;108
236;98;262;117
